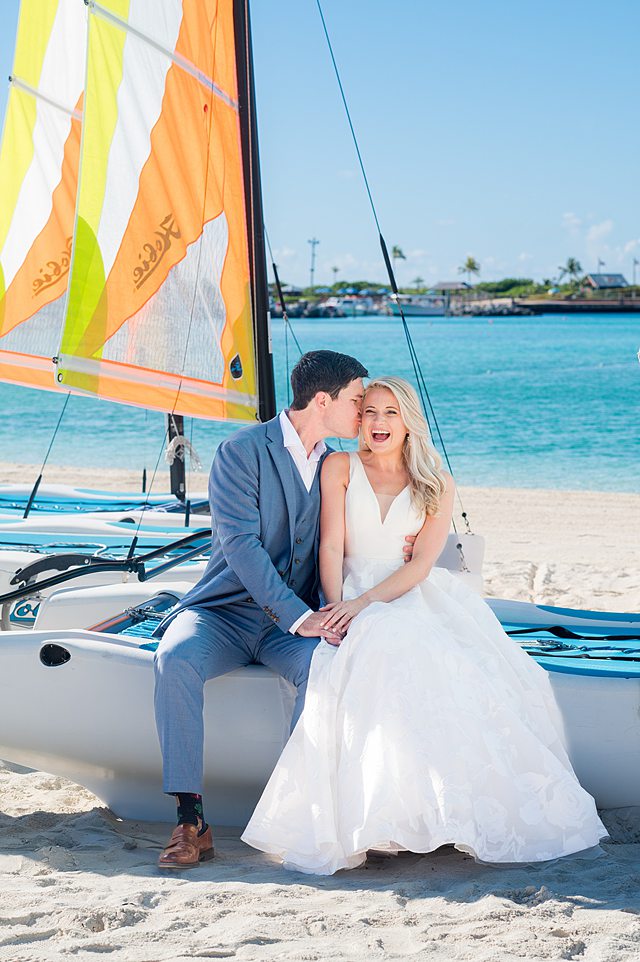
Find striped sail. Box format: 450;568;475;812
0;0;86;392
56;0;267;422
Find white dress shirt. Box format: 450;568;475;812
278;409;326;491
278;410;326;634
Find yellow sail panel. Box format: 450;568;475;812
0;0;86;391
57;0;259;421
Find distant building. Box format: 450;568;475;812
584;273;628;290
432;281;471;292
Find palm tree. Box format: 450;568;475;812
458;256;480;285
331;266;339;288
413;276;425;291
391;245;406;269
557;257;583;286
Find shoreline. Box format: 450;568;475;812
0;459;637;497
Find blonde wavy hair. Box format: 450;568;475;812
361;376;448;517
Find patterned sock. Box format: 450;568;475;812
174;793;208;834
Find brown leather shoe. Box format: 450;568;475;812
158;823;215;869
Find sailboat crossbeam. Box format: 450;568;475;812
55;354;258;408
87;1;239;112
8;75;83;121
0;351;56;374
0;528;212;608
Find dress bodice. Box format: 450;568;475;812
342;453;425;599
344;452;424;562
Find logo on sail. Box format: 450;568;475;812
133;214;181;290
230;354;243;379
32;237;73;297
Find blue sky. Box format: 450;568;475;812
1;0;639;288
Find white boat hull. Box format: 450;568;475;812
0;629;295;824
0;598;639;823
543;670;640;809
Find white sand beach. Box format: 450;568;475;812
0;464;639;961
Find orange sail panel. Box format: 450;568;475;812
0;0;86;392
57;0;259;422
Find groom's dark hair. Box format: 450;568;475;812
290;351;368;410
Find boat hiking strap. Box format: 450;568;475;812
521;643;640;661
507;625;640;642
314;0;472;562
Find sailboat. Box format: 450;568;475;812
0;0;638;827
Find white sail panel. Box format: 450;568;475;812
58;0;260;421
95;1;183;276
0;0;86;392
1;2;85;287
103;214;230;382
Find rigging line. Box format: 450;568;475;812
285;318;291;407
23;391;72;519
314;1;380;235
314;0;471;534
264;228;348;451
265;226;304;356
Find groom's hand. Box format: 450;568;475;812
296;610;343;645
403;534;417;563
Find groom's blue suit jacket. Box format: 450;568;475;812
168;415;330;632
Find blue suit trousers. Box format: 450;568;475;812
154;604;320;794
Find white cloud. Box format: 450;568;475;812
482;255;508;276
562;212;582;233
586;219;614;244
585;219;614;266
517;252;533;262
273;246;296;262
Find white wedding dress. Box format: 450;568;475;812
242;453;606;874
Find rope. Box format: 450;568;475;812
165;433;203;472
314;0;472;546
23;392;72;519
265;227;304;353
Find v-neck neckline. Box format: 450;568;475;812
354;454;409;525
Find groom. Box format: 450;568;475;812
154;350;368;869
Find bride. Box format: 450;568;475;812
242;376;606;874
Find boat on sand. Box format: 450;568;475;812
0;589;638;824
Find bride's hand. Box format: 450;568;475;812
320;597;368;634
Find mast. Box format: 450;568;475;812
234;0;276;422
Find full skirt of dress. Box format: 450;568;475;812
242;565;607;875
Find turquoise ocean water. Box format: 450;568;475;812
0;313;637;493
